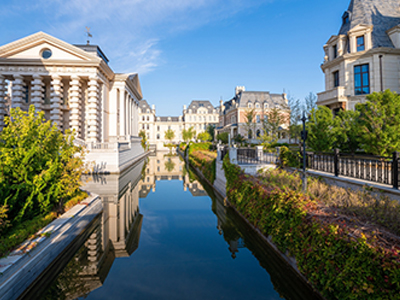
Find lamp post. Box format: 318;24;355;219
301;113;308;192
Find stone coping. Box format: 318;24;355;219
0;193;103;300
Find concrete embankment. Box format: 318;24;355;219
0;195;103;300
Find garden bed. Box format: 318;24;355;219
223;155;400;300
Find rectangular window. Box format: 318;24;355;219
333;45;337;59
157;126;160;131
357;36;365;52
354;64;370;95
333;71;340;87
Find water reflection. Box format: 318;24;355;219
30;153;320;300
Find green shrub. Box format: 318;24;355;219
223;156;400;300
216;132;229;144
279;146;301;168
189;150;217;184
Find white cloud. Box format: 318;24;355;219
1;0;273;73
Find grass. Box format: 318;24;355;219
0;190;88;258
257;168;400;238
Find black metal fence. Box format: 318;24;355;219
306;150;400;189
237;148;277;164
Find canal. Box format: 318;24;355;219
22;152;321;300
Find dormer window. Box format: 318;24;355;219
333;45;338;59
357;36;365;52
342;12;349;25
247;102;252;108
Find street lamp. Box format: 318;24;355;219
301;113;308;192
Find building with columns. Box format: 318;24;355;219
317;0;400;112
0;32;145;173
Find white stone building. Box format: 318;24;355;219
0;32;145;173
317;0;400;112
138;99;219;151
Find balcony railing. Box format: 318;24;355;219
317;86;347;105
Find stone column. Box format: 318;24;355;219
30;74;44;113
120;90;125;137
69;75;82;137
0;75;6;131
50;75;63;130
11;74;24;109
87;76;99;142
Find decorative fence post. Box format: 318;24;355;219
229;145;238;165
393;151;399;189
256;146;263;162
334;148;340;177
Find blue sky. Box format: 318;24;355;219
1;0;350;116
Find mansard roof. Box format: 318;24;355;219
339;0;400;48
139;100;151;111
157;116;181;122
223;91;288;112
187;100;215;114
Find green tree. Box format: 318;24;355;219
164;159;176;172
244;108;256;139
164;129;175;152
216;132;229;144
182;126;196;143
261;107;288;145
305;92;317;115
356;90;400;156
206;124;215;141
0;106;86;224
197;131;212;142
139;130;148;150
306;106;336;153
288;96;302;143
333;110;360;154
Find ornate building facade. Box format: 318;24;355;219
217;86;289;142
138;99;219;151
317;0;400;112
0;32;145;173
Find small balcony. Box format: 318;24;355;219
317;86;347;106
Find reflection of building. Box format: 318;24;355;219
138;152;185;197
0;32;144;173
317;0;400;112
138;100;219;151
217;86;289;142
67;161;145;296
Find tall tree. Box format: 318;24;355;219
182;127;195;143
206;124;215;141
260;107;289;148
305;92;317;115
306;106;336;153
356;90;400;156
164;129;175;143
244;108;256;139
333;110;360;154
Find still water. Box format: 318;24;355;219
24;152;321;300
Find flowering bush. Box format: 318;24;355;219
189;149;217;184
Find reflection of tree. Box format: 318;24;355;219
140;158;149;181
164;159;176;172
40;246;91;300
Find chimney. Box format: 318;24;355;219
235;86;245;95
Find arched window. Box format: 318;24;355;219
255;103;260;108
157;134;160;140
147;124;149;130
142;116;145;121
248;102;252;108
147;116;149;121
256;129;261;137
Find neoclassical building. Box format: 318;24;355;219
0;32;145;173
138;99;219;151
217;86;289;142
317;0;400;112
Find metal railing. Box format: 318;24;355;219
306;151;399;188
237;148;277;164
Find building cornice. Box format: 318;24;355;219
321;47;400;71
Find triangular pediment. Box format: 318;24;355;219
0;32;100;62
348;24;373;34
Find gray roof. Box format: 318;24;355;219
339;0;400;48
139;100;151;112
223;91;288;113
73;44;109;64
187;100;216;114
